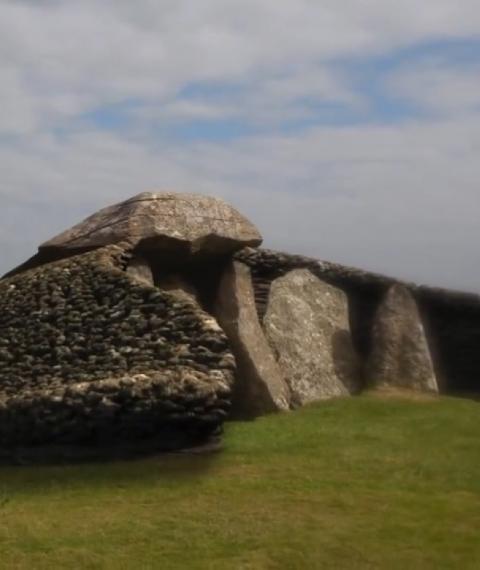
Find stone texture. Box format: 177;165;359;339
0;369;231;450
40;192;262;255
126;255;154;286
214;261;290;416
367;284;438;393
237;246;480;396
156;273;200;303
263;269;360;405
0;245;235;450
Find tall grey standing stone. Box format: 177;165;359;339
264;269;360;406
367;284;438;393
214;261;290;416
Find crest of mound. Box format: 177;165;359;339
40;191;263;256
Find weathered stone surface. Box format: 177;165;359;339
264;269;360;405
40;192;262;255
0;245;235;451
367;284;438;393
214;261;290;416
0;369;231;451
236;246;480;396
156;273;200;303
126;255;154;286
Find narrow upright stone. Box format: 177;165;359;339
367;284;438;393
214;260;290;416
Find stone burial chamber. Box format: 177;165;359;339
1;190;479;461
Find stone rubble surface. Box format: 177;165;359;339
0;245;234;449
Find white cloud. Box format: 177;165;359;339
2;1;480;133
0;1;479;292
129;65;360;127
1;115;479;292
386;59;480;116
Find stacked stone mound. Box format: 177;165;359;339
0;245;234;451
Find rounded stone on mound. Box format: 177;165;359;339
367;284;438;393
40;192;262;256
263;269;360;406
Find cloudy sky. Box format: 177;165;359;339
1;1;479;292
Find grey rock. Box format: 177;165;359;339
367;284;438;393
40;192;262;255
264;269;360;405
156;274;200;304
214;260;290;415
126;255;154;286
0;244;237;452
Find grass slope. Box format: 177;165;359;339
0;394;479;569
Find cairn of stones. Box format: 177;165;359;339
0;191;479;460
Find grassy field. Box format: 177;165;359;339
0;393;479;569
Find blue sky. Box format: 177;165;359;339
1;1;479;291
84;37;480;138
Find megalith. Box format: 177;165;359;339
367;284;438;393
40;191;262;256
214;260;290;416
263;269;360;406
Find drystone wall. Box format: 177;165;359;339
0;245;234;450
235;247;480;394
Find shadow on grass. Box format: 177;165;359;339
0;436;224;495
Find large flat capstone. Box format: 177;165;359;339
40;192;262;256
214;261;290;416
263;269;360;405
367;284;438;393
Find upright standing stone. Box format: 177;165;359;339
214;261;290;416
367;284;438;392
264;269;360;406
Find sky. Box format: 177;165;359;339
1;1;479;293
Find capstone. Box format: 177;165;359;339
40;192;262;257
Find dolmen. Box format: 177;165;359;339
1;190;476;461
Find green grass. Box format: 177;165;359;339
1;394;479;569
